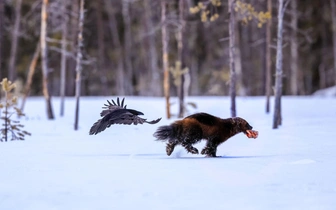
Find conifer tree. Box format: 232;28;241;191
0;78;31;142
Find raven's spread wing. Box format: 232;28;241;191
100;97;127;117
89;102;161;135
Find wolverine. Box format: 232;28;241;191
153;112;258;157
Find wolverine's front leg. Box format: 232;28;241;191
201;141;219;157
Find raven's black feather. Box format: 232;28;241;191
89;97;161;135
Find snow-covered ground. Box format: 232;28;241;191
313;86;336;97
0;96;335;210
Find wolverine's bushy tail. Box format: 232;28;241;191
153;124;178;141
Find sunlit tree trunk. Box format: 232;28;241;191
8;0;22;81
161;0;170;119
60;0;68;116
74;0;85;130
331;0;336;86
229;0;236;117
273;0;288;129
41;0;54;120
265;0;272;113
21;42;40;112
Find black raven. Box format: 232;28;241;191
89;97;161;135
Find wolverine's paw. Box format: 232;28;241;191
182;143;199;155
187;147;199;154
166;143;175;156
205;154;217;158
201;147;216;157
201;148;209;155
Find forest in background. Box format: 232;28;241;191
0;0;336;97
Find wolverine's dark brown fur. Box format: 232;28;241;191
153;112;253;157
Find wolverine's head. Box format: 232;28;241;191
233;117;253;134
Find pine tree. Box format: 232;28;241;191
0;78;31;142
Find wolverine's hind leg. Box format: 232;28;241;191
166;142;177;156
182;142;199;154
181;128;202;155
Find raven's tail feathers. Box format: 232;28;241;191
145;118;162;124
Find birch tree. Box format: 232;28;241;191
41;0;54;119
21;43;40;111
273;0;289;129
74;0;85;130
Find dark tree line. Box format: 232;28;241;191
0;0;335;99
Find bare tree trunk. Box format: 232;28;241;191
235;23;246;96
273;0;288;129
189;22;199;96
41;0;54;120
95;0;108;95
320;4;328;89
331;0;336;86
8;0;22;81
0;0;3;91
74;0;85;131
161;0;170;119
67;2;79;96
60;0;68;116
229;0;236;117
122;0;134;95
319;63;326;89
290;0;298;95
265;0;272;113
21;42;40;112
177;0;185;118
105;0;125;95
144;0;161;96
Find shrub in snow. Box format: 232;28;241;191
0;78;31;142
